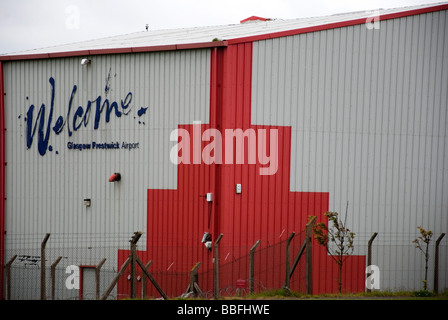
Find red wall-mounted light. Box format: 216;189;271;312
109;173;121;182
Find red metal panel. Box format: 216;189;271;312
214;42;366;295
116;42;366;298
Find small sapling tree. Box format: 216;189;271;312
312;202;355;293
412;226;433;291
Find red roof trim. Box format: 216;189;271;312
228;3;448;44
0;41;228;61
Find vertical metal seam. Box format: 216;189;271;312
0;61;5;300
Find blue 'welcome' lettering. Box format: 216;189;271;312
26;77;133;156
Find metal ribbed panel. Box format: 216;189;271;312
251;11;448;290
3;49;210;278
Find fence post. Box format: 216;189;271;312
95;258;106;300
249;240;261;294
5;255;17;300
366;232;378;292
101;257;130;300
185;262;204;298
305;217;316;295
136;256;168;299
40;233;50;300
141;260;152;299
214;233;223;299
283;232;295;293
130;231;142;299
434;233;445;294
289;239;306;283
50;256;62;300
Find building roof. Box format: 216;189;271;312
1;2;447;60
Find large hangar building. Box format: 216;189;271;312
1;2;447;299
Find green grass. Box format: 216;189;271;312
241;289;448;300
134;288;448;300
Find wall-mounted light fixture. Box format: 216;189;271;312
81;58;91;65
83;198;91;207
206;193;213;202
109;173;121;182
236;184;242;194
202;232;212;251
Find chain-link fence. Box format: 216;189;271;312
3;230;447;299
3;230;308;300
138;230;308;299
3;232;134;300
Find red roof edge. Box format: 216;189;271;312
229;3;448;44
0;41;228;62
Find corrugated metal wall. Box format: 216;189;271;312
251;10;448;290
141;43;350;297
215;42;364;295
141;48;221;297
3;49;211;298
3;8;447;298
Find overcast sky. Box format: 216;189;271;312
0;0;443;54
